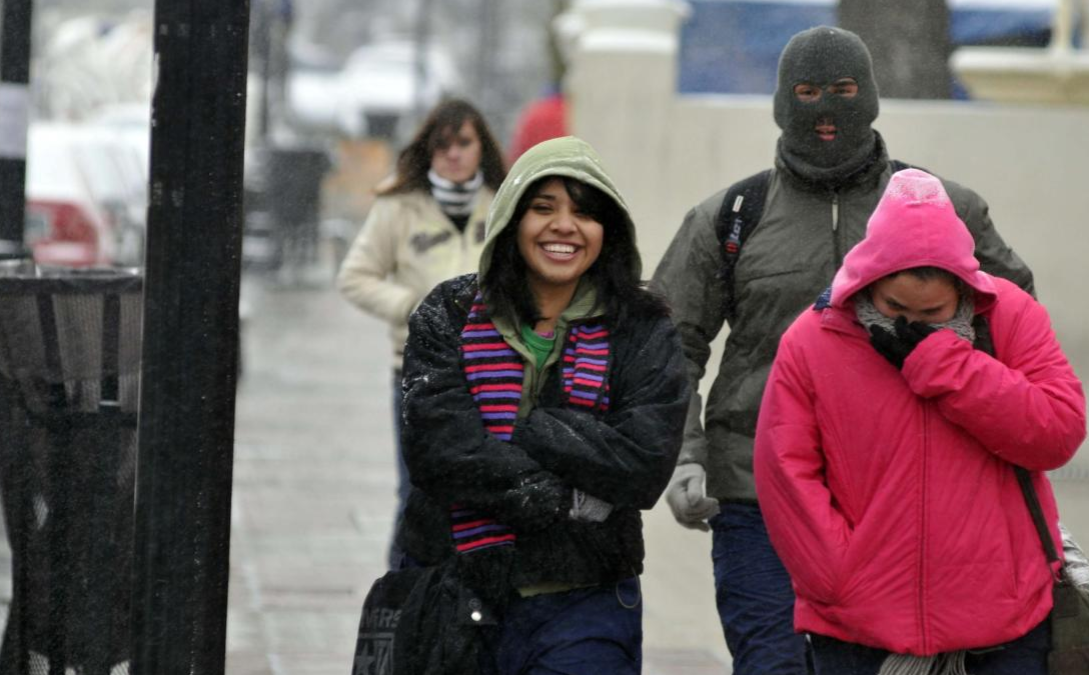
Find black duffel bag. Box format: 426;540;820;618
351;558;499;675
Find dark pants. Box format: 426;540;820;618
389;369;411;569
479;579;643;675
711;502;811;675
810;618;1050;675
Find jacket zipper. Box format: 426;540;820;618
459;224;469;277
917;404;931;652
831;193;842;266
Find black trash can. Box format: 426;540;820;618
265;146;330;270
0;267;143;675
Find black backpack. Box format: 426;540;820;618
714;160;913;323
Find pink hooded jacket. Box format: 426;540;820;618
754;169;1086;655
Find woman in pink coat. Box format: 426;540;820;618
753;169;1085;674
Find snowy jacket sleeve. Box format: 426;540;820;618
903;285;1086;471
336;197;420;324
513;314;690;510
754;331;853;604
649;198;729;468
401;279;568;529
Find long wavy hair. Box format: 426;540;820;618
482;176;669;328
378;98;506;196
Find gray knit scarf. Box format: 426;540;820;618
854;288;976;344
875;651;968;675
854;287;974;675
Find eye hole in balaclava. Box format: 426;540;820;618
773;26;880;174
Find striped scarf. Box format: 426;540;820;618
561;323;611;411
428;169;483;219
451;295;611;555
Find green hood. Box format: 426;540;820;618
478;136;641;282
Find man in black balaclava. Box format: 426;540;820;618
652;25;1033;675
773;26;879;187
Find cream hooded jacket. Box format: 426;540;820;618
337;188;494;368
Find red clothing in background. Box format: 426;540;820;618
507;94;567;166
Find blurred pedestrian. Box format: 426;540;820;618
506;87;567;166
650;26;1034;675
754;168;1085;674
396;136;688;674
337;98;506;569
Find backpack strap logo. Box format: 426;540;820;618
723;195;745;255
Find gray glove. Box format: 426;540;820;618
665;463;719;532
570;489;614;523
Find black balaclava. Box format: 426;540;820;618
773;26;880;186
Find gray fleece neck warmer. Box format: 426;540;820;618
854;291;976;344
774;26;880;183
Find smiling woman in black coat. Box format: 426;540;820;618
395;136;689;675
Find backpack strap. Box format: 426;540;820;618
715;161;915;323
715;169;772;324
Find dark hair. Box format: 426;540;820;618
886;265;967;292
379;98;506;196
482;176;669;327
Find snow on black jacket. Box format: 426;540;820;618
396;274;689;587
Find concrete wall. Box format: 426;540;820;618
566;5;1089;471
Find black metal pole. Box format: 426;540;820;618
130;0;249;672
0;0;33;253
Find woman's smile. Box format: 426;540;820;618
540;241;580;260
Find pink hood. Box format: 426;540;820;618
830;169;996;312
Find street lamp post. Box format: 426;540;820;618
0;0;33;255
130;0;250;672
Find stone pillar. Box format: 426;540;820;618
561;0;690;267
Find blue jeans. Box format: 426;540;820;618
711;502;811;675
480;579;643;675
389;369;411;569
810;618;1050;675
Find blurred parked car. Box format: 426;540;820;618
25;119;148;268
286;38;459;140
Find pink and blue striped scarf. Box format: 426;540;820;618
451;294;611;554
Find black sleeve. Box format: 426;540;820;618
400;280;568;530
648;197;729;467
513;314;691;509
402;281;546;498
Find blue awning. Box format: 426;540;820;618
678;0;1056;95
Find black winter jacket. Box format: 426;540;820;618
396;274;689;588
